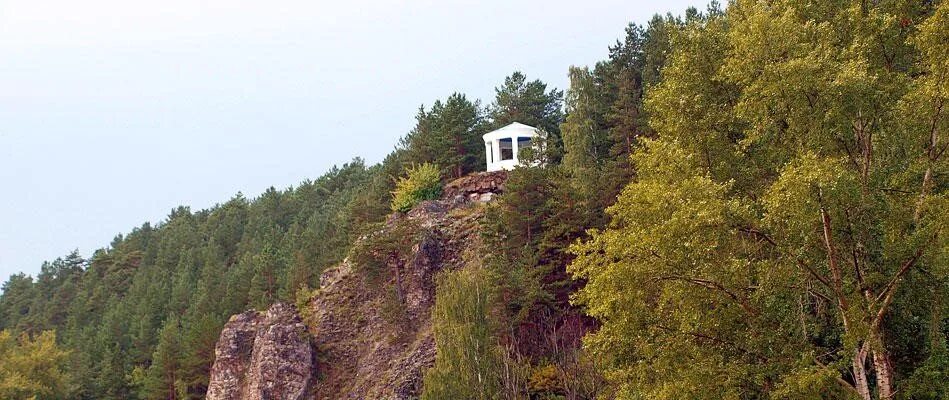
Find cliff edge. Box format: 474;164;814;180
206;171;506;399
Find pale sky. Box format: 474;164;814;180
0;0;701;279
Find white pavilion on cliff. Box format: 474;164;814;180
482;122;540;172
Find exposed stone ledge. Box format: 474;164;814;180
442;170;507;203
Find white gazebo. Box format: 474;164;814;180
482;122;540;171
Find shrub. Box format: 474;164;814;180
391;163;442;212
529;363;562;395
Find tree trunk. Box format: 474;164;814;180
390;252;405;304
914;106;939;221
873;349;893;399
852;345;871;400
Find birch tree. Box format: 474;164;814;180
570;1;947;398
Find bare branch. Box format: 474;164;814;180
653;275;760;317
820;201;849;313
655;324;768;362
797;260;834;291
735;225;777;246
871;248;924;330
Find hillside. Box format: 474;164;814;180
1;1;947;399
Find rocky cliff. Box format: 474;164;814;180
206;171;506;400
206;302;313;400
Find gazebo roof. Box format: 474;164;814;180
482;122;539;141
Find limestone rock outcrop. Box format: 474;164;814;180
443;170;507;203
206;302;312;400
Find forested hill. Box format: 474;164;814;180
2;1;948;399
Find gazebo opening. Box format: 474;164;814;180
499;138;514;160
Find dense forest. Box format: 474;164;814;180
1;0;946;399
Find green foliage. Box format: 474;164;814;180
0;330;74;400
490;71;565;158
899;346;949;400
570;140;760;399
561;66;611;198
421;266;500;400
641;13;680;89
481;166;555;325
401;94;485;179
571;1;948;399
528;363;562;396
0;158;383;399
390;163;443;212
474;21;657;385
479;21;657;343
0;273;35;331
0;68;570;400
141;316;182;400
348;218;426;327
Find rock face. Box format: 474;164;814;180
442;170;507;203
205;311;261;400
208;171;506;399
309;195;489;399
206;303;312;400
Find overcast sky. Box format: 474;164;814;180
0;0;702;279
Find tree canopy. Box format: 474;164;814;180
570;1;948;399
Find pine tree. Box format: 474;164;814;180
248;242;283;309
440;93;484;178
561;66;611;201
0;273;34;331
604;23;646;178
489;71;564;156
178;311;222;399
143;316;183;400
401;93;484;178
481;166;554;323
641;14;680;89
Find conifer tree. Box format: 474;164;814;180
401;93;484;178
0;273;34;331
178;311;222;399
143;316;183;400
641;14;680;89
248;242;283;309
440;93;484;178
489;71;564;155
604;23;646;177
561;66;611;200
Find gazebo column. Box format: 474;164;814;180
511;135;519;164
484;141;492;166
